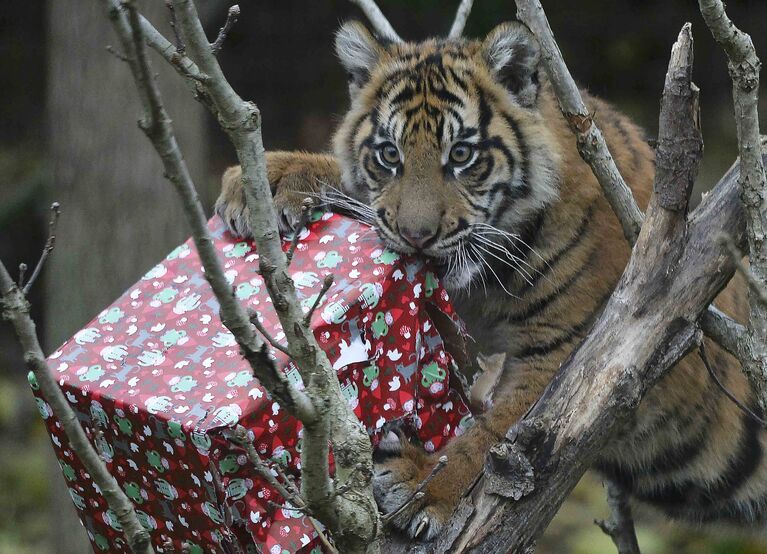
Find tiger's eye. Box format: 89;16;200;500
379;143;400;167
449;143;474;165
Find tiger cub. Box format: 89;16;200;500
216;21;760;541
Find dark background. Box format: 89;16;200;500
1;1;766;552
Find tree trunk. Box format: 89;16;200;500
45;2;208;551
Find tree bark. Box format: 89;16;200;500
423;24;761;554
698;0;767;415
45;2;207;551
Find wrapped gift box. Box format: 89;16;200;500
31;212;473;553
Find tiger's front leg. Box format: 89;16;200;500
374;379;544;541
215;151;341;237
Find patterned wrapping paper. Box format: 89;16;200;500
31;212;473;553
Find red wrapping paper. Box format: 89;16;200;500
32;212;473;553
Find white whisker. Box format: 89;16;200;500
469;243;518;298
474;242;534;287
473;234;539;279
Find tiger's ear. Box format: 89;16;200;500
481;22;541;108
335;21;384;99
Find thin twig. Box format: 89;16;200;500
209;461;234;525
304;274;334;325
700;307;748;360
17;263;26;288
382;455;448;525
210;4;240;55
139;15;209;84
594;480;641;554
349;0;402;42
267;500;309;514
23;202;61;294
232;426;339;554
286;198;315;264
448;0;474;39
165;0;184;55
233;426;298;505
699;341;767;427
247;309;292;357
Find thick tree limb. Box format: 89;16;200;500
594;481;641;554
426;24;757;553
513;0;744;390
0;264;153;553
349;0;402;42
448;0;474;39
699;0;767;413
104;1;379;551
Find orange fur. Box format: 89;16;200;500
216;23;758;540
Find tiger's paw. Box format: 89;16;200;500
373;441;453;541
215;166;252;238
214;164;317;238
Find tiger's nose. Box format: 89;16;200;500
400;226;436;249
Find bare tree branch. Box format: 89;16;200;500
168;3;379;550
699;0;767;413
700;305;748;360
698;342;767;427
248;309;291;357
448;0;474;39
513;0;745;387
232;426;339;554
594;481;641;554
138;15;208;84
349;0;402;42
22;202;60;294
515;0;644;244
101;1;379;550
428;23;740;553
101;0;316;423
0;265;153;554
210;4;240;55
164;0;184;54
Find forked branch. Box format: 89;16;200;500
513;0;744;376
594;481;641;554
105;1;379;551
428;23;748;553
0;261;153;553
699;0;767;414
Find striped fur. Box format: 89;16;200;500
215;21;761;541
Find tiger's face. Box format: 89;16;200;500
332;22;561;292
